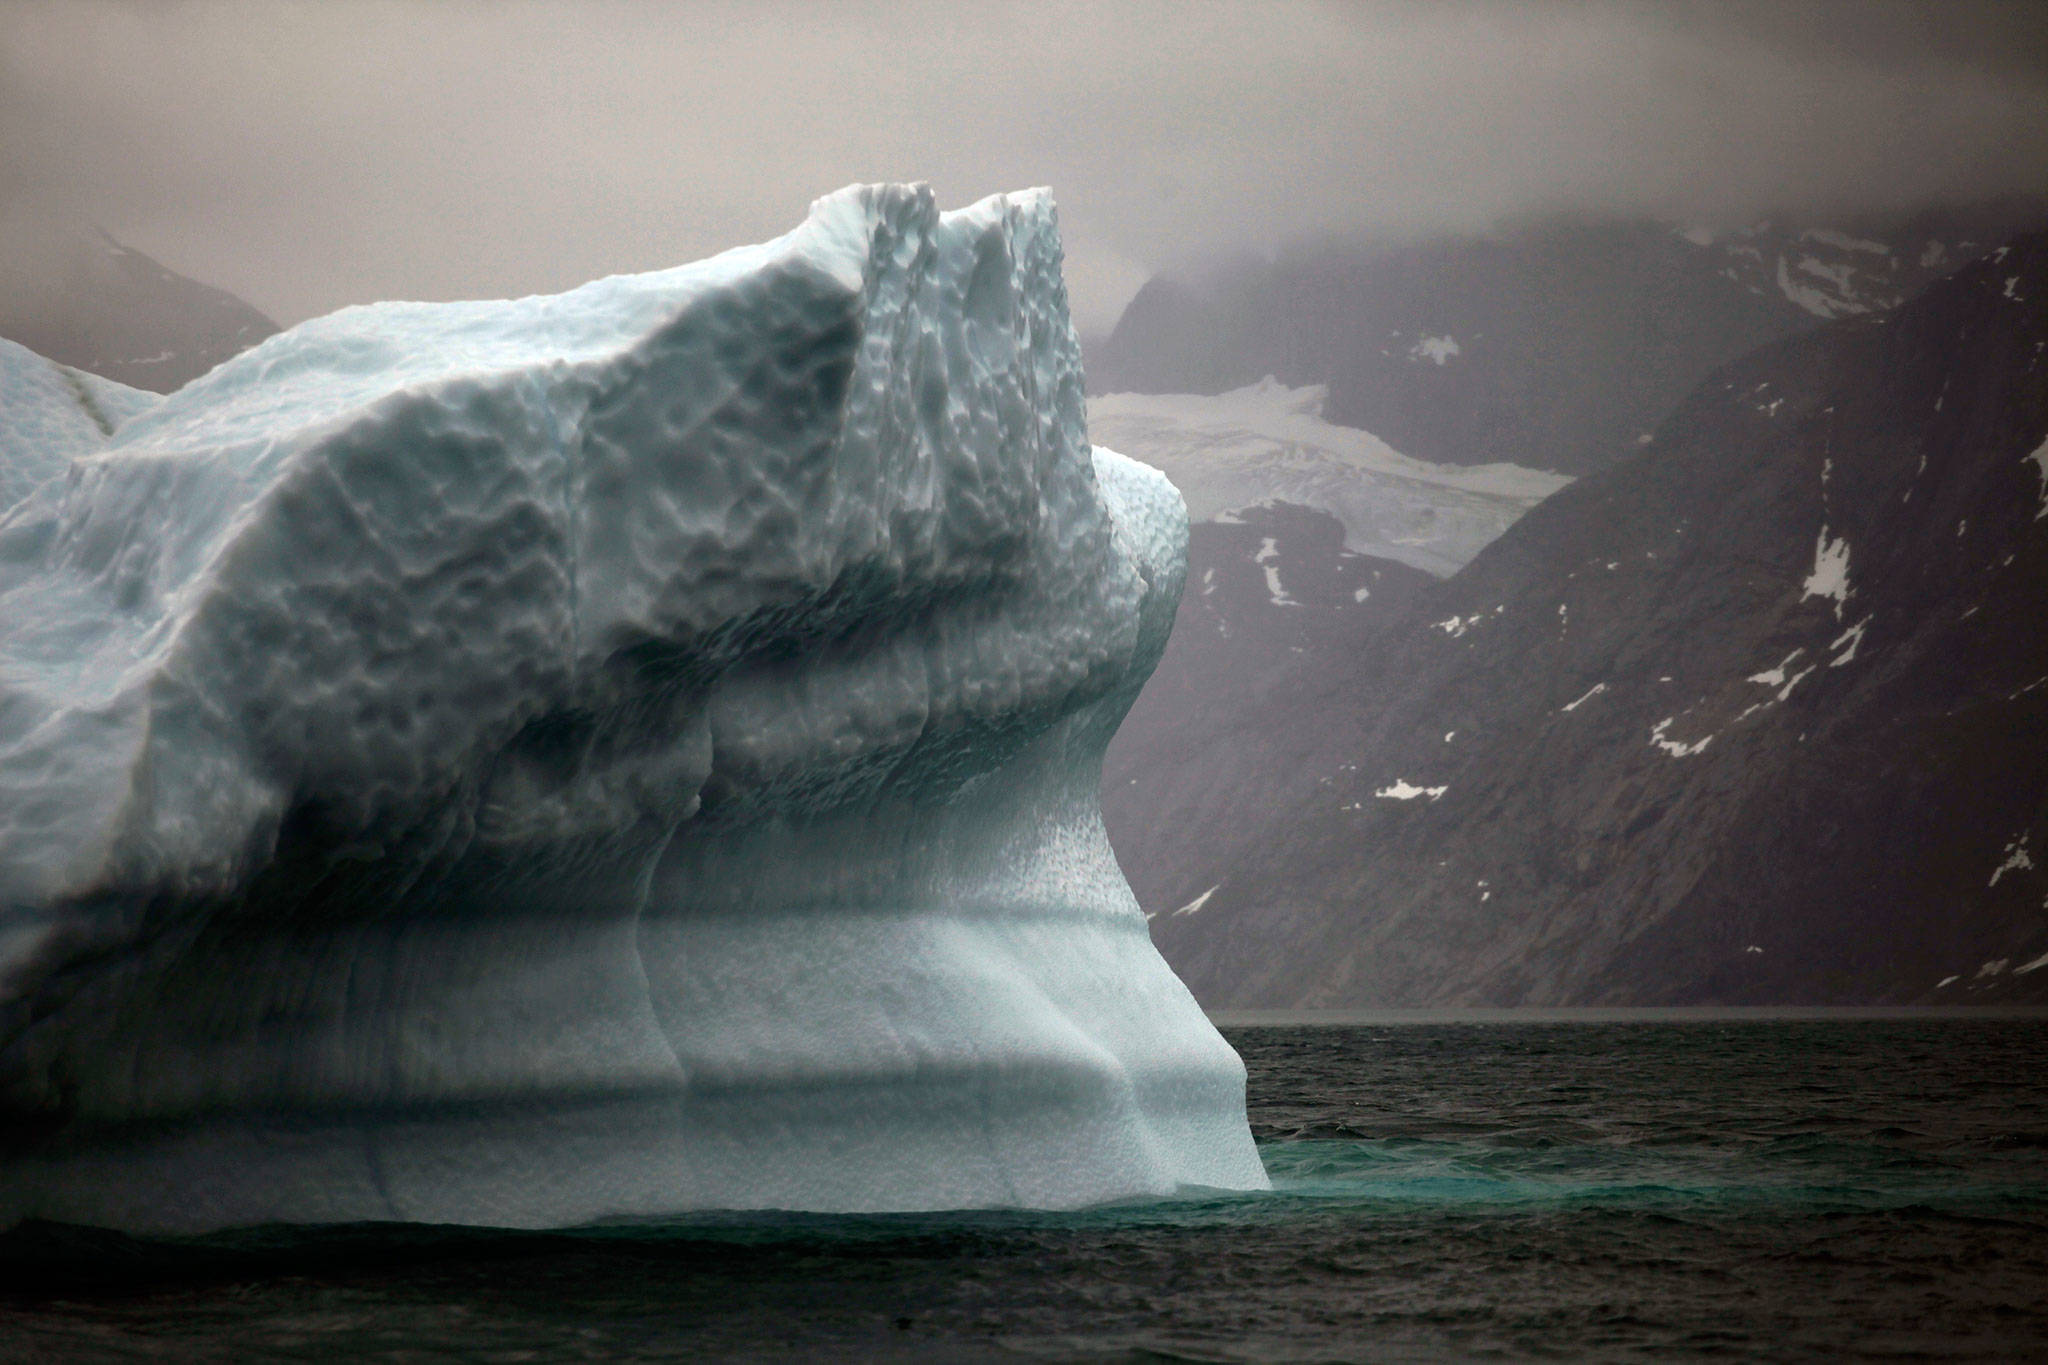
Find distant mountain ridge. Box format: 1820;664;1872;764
1089;200;2047;477
0;223;278;393
1108;228;2048;1006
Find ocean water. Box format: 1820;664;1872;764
5;1013;2048;1362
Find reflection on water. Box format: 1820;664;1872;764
5;1015;2048;1361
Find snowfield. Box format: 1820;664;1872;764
1088;379;1569;578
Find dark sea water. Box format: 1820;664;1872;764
6;1013;2048;1362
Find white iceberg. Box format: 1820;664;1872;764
0;336;159;511
0;184;1265;1233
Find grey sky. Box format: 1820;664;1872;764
3;0;2045;333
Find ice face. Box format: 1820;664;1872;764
0;184;1266;1233
0;336;159;511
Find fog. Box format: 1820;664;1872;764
3;0;2045;332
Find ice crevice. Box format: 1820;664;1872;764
0;183;1265;1233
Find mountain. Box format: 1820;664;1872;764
1088;201;2046;477
1101;500;1434;929
1111;231;2048;1007
1090;383;1558;917
0;221;277;392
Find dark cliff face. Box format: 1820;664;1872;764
0;228;277;393
1088;204;2045;478
1115;233;2048;1007
1102;502;1432;921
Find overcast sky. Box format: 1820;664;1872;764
4;0;2046;333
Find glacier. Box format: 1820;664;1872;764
0;183;1266;1233
1087;380;1571;578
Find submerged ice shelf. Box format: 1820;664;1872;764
0;184;1266;1233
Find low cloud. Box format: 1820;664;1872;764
4;0;2045;332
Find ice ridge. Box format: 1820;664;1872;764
0;183;1265;1232
0;336;159;511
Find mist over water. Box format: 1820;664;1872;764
5;1015;2045;1361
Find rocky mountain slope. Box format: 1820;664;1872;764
1111;231;2048;1006
1091;387;1560;919
1089;202;2045;476
0;222;277;392
1101;500;1432;929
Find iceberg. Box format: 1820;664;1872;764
0;336;160;511
0;184;1266;1233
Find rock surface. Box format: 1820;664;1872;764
1102;501;1432;924
1120;232;2048;1006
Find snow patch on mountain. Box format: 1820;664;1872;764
1798;256;1857;295
1746;649;1819;702
1649;717;1714;758
1830;616;1871;666
1802;527;1854;616
1374;779;1447;801
1560;682;1607;713
1802;228;1890;256
1253;536;1299;606
2026;436;2048;519
1777;255;1854;319
1990;836;2036;887
1434;613;1483;638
